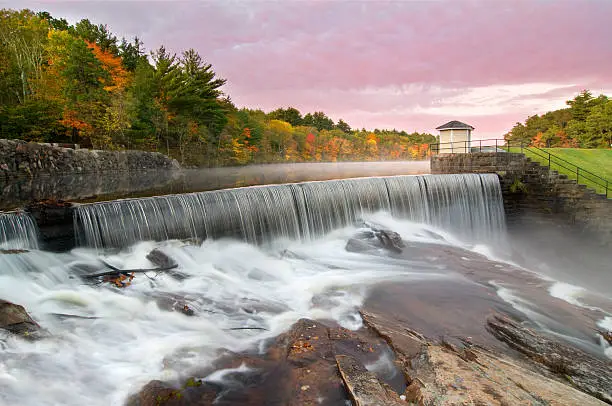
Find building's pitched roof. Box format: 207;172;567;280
436;120;475;130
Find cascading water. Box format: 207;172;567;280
2;171;611;406
74;173;505;249
0;212;39;250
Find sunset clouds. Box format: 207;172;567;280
9;0;612;137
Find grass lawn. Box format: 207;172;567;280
508;147;612;197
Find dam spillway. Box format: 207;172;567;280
72;173;505;249
0;212;39;250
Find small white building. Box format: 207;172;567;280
436;121;474;153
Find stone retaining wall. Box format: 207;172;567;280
431;152;612;247
0;139;179;179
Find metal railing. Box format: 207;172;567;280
429;138;610;198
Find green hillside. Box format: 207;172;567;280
519;148;612;196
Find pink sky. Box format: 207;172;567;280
7;0;612;137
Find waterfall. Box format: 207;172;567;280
73;173;505;249
0;212;39;249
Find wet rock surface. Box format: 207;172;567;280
336;354;404;406
130;318;408;406
26;199;75;251
487;314;612;404
127;226;611;406
346;223;406;254
362;310;609;406
132;309;610;405
0;299;47;340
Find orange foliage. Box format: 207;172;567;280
531;132;546;147
59;109;91;132
86;41;130;92
556;131;578;148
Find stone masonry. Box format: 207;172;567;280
0;139;180;179
431;152;612;247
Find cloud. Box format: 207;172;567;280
5;0;612;134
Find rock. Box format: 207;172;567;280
0;299;46;340
346;222;405;254
125;380;207;406
25;199;75;251
336;355;404;406
486;314;612;404
345;238;377;253
598;330;612;346
146;249;177;269
362;310;608;406
375;230;404;253
131;319;353;405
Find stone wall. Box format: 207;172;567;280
431;152;612;247
0;139;179;179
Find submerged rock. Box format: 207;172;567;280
0;299;47;340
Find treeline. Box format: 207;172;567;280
505;90;612;148
0;9;435;166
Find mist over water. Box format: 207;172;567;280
0;161;430;210
0;172;610;406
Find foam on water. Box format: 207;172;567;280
0;217;454;406
597;317;612;359
549;282;587;307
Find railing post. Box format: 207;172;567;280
576;167;579;182
520;142;523;154
548;153;551;168
479;139;482;152
495;139;498;152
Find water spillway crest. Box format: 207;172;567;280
0;212;39;250
73;173;506;249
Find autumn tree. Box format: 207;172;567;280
269;107;302;126
335;119;351;133
0;9;48;104
303;111;334;131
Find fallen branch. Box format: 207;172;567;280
49;313;99;320
82;261;178;279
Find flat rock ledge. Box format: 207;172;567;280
130;312;611;406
